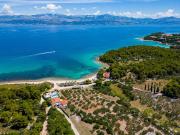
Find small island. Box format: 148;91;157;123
143;32;180;49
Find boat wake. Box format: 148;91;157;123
20;51;56;58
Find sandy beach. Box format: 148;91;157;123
0;56;110;85
96;57;109;68
0;73;97;85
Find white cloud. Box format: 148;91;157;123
154;9;179;18
107;9;180;18
94;10;101;15
35;4;62;12
114;11;143;18
149;9;180;18
1;4;13;15
46;4;61;10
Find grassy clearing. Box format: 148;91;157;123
110;84;127;100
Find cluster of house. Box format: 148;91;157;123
163;34;173;37
149;33;173;40
43;90;68;108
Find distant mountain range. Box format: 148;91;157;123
0;14;179;25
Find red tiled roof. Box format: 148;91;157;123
60;99;68;105
51;98;61;104
103;72;110;78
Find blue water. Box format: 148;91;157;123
0;24;179;81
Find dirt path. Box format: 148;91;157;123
40;107;51;135
41;119;48;135
57;108;80;135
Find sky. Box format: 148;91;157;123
0;0;180;18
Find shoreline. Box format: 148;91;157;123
0;73;98;85
95;57;109;68
0;56;109;85
0;57;105;85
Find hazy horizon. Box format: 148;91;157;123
0;0;180;18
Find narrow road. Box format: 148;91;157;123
40;107;51;135
57;108;80;135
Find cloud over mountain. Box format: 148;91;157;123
1;4;13;15
0;0;179;17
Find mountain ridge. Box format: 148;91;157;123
0;14;179;25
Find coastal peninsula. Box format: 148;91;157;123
143;32;180;48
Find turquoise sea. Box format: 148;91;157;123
0;25;179;81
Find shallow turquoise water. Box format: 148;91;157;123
0;25;179;81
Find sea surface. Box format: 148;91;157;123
0;24;179;81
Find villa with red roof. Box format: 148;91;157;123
103;72;110;79
51;97;68;108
